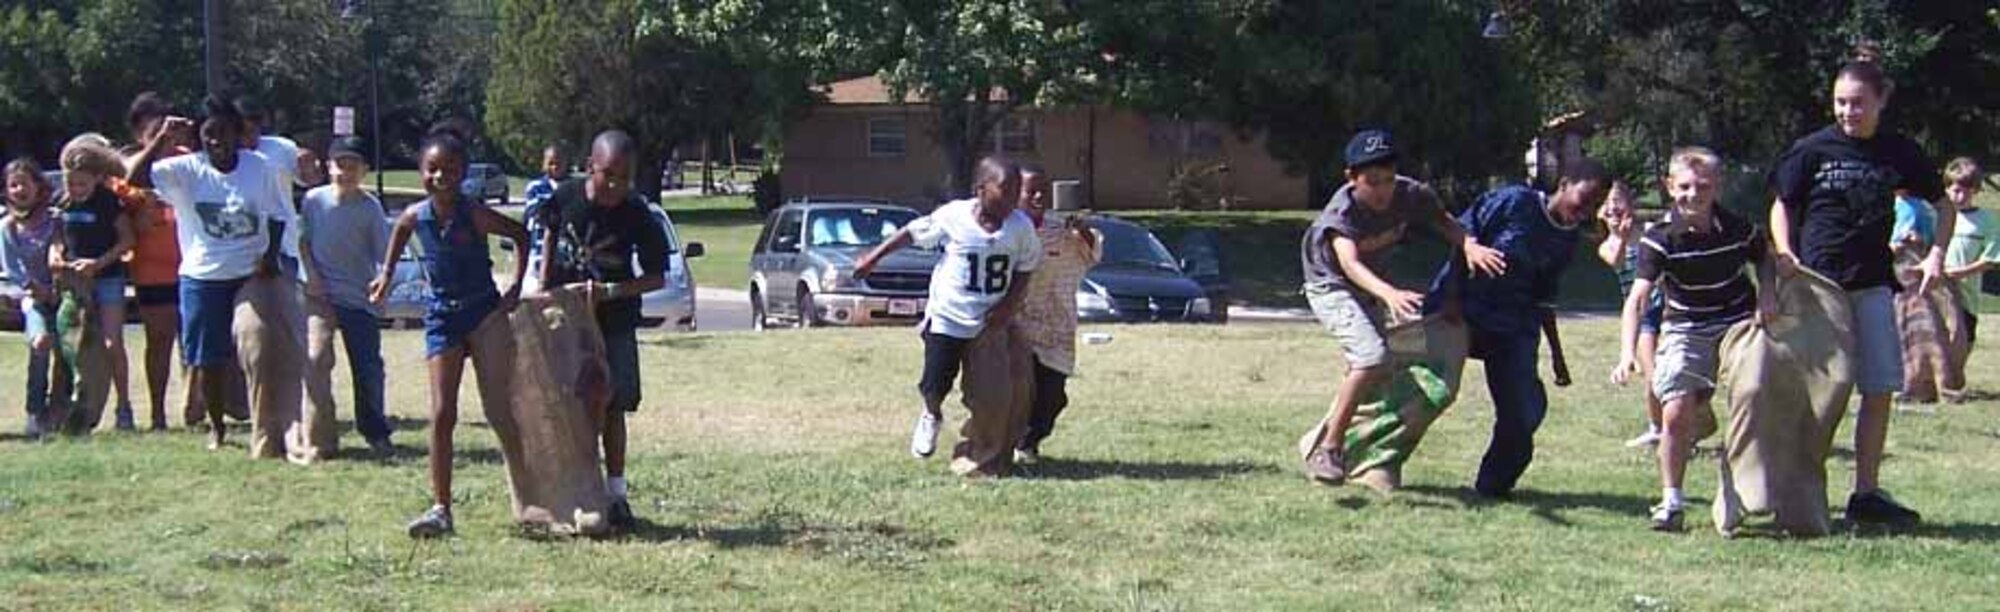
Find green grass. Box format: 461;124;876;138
4;319;2000;609
376;170;535;198
662;196;764;291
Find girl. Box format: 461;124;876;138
371;132;529;538
1767;58;1946;528
2;159;60;438
52;135;138;431
1595;182;1665;448
124;93;197;431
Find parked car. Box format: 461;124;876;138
462;163;509;205
0;268;22;332
1075;216;1216;323
385;205;702;330
748;200;936;329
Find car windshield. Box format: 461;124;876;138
808;208;917;248
1096;222;1180;271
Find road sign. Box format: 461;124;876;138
333;106;355;136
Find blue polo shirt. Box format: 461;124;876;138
1426;184;1581;335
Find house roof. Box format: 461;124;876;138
819;75;1015;106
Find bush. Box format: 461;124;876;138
752;171;783;215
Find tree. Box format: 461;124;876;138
0;1;204;158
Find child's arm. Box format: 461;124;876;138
85;208;137;278
1767;197;1800;276
535;206;557;287
472;205;531;305
1611;277;1653;386
369;209;418;306
1332;235;1422;319
1597;216;1633;267
1431;213;1509;278
1924;200;1958;294
47;224;67;279
852;229;913;279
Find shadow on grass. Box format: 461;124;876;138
352;442;504;466
620;516;957;562
1399;485;1669;525
1016;458;1276;481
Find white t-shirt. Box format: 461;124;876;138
908;199;1042;339
149;152;297;280
256;136;303;259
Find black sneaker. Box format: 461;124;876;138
1649;503;1685;532
608;499;637;531
1847;490;1922;527
407;505;455;539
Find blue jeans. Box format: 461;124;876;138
21;300;54;419
1472;325;1547;497
307;298;390;443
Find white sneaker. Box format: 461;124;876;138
909;412;942;458
1624;425;1661;448
25;417;44;440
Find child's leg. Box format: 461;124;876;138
94;279;131;413
1849;287;1902;495
918;329;970;416
428;348;469;509
1656;393;1703;495
139;301;178;429
1308;289;1390;452
1637;331;1662;429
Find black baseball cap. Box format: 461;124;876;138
1344;129;1397;169
328;136;367;162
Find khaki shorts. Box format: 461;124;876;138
1307;286;1389;369
1653;319;1734;403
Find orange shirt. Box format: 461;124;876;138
106;177;180;286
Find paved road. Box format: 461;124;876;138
694;288;755;332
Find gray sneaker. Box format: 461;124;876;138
406;505;454;539
1305;445;1347;485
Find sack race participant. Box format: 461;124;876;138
50;135;140;433
1939;158;1992;397
1892;248;1963;404
1713;267;1854;537
235;272;306;460
1011;166;1102;463
491;287;614;537
52;280;113;434
1296;316;1470;494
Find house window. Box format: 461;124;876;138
1147;119;1222;155
992;115;1035;154
867;117;906;157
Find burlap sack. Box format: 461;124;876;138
1297;316;1470;493
53;286;111;435
232;275;307;460
950;324;1034;478
486;288;613;536
1713;267;1853;537
296;296;351;461
1892;251;1964;401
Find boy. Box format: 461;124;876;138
537;131;667;531
854;157;1042;476
1941;159;1992;386
1429;158;1612;499
1612;148;1772;531
521;144;565;292
1012;165;1099;464
1300;129;1507;484
298;136;392;460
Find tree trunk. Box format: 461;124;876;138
700;138;714;195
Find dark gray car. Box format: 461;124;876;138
748;201;938;329
1075;216;1216;323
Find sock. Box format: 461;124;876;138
609;477;628;499
1662;487;1684;509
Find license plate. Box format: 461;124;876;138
888;298;920;316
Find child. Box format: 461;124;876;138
1012;164;1100;464
1941;158;1991;396
52;135;138;431
1596;183;1667;448
1299;129;1508;484
521;143;565;293
854;156;1042;476
1767;59;1945;527
123;92;198;431
371;132;530;538
2;159;59;438
1612;147;1771;532
299;136;392;459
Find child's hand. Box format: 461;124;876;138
1772;251;1801;278
1756;291;1780;326
367;276;390;305
1381;289;1424;320
986;301;1017;328
1463;242;1509;278
305;277;328;299
1610;356;1638;386
69;258;100;278
499;285;522;313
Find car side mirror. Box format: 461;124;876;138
497;238;516;252
685;242;706;259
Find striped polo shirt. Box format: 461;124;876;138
1635;206;1766;325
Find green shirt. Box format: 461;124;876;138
1947;207;2000;310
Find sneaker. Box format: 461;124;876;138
1304;445;1347;485
1649;503;1685;532
1847;490;1922;527
1013;447;1041;466
608;498;637;532
909;412;942;458
367;438;395;459
407;505;454;539
1624;425;1661;448
114;405;137;432
24;417;43;440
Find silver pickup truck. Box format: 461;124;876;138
748;200;937;329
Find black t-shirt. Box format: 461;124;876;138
60;188;126;278
1768;125;1943;290
539;179;668;331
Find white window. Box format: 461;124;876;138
991;115;1035;153
867;117;907;157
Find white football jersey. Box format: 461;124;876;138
908;199;1042;339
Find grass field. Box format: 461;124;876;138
4;318;2000;609
660;196;764;291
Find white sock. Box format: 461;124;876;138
609;477;628;499
1662;487;1684;509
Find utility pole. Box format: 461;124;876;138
203;0;225;95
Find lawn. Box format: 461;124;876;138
4;318;2000;609
660;196;764;291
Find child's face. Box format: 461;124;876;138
542;151;564;179
420;147;465;198
1346;166;1396;209
329;156;368;189
976;172;1021;218
5;172;40;210
1554;178;1611;225
1947;182;1982;209
1832;76;1885;139
63;170;101;201
1600;185;1634;222
1665;166;1719;214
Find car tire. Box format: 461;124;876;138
750;286;769;332
795;285;817;329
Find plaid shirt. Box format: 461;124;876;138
1014;223;1101;375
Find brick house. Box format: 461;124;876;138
779;76;1310;210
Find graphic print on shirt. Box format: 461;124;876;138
962;251;1013;294
1816;159;1902;228
194;196;262;240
